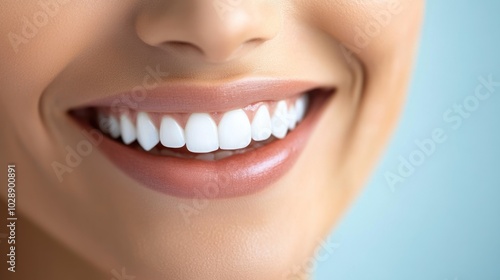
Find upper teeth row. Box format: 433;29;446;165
98;95;308;153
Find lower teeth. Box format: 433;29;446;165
142;137;274;161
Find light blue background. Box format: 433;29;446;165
315;1;500;279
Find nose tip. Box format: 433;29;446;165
136;1;281;63
174;9;273;63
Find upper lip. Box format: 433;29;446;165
78;78;331;113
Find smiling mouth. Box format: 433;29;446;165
70;79;335;198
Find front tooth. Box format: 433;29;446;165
136;112;159;151
251;105;272;141
271;100;288;139
185;113;219;153
218;109;251;150
160;116;185;148
295;95;309;123
108;115;121;139
120;114;136;144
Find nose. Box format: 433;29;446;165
135;0;281;63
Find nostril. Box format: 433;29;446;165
162;41;204;56
244;38;265;47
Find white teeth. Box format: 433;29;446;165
136;112;159;151
108;115;121;139
271;100;289;139
218;109;252;150
98;94;310;154
120;114;137;144
295;95;308;123
251;105;272;141
160;116;185;148
185;113;219;153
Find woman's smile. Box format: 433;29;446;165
70;79;334;197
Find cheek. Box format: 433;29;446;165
296;0;422;66
0;2;133;164
1;2;136;99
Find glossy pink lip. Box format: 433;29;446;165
72;79;334;198
84;78;323;113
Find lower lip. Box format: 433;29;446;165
79;93;329;199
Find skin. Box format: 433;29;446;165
0;1;423;279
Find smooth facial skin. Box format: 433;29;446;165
0;1;423;279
